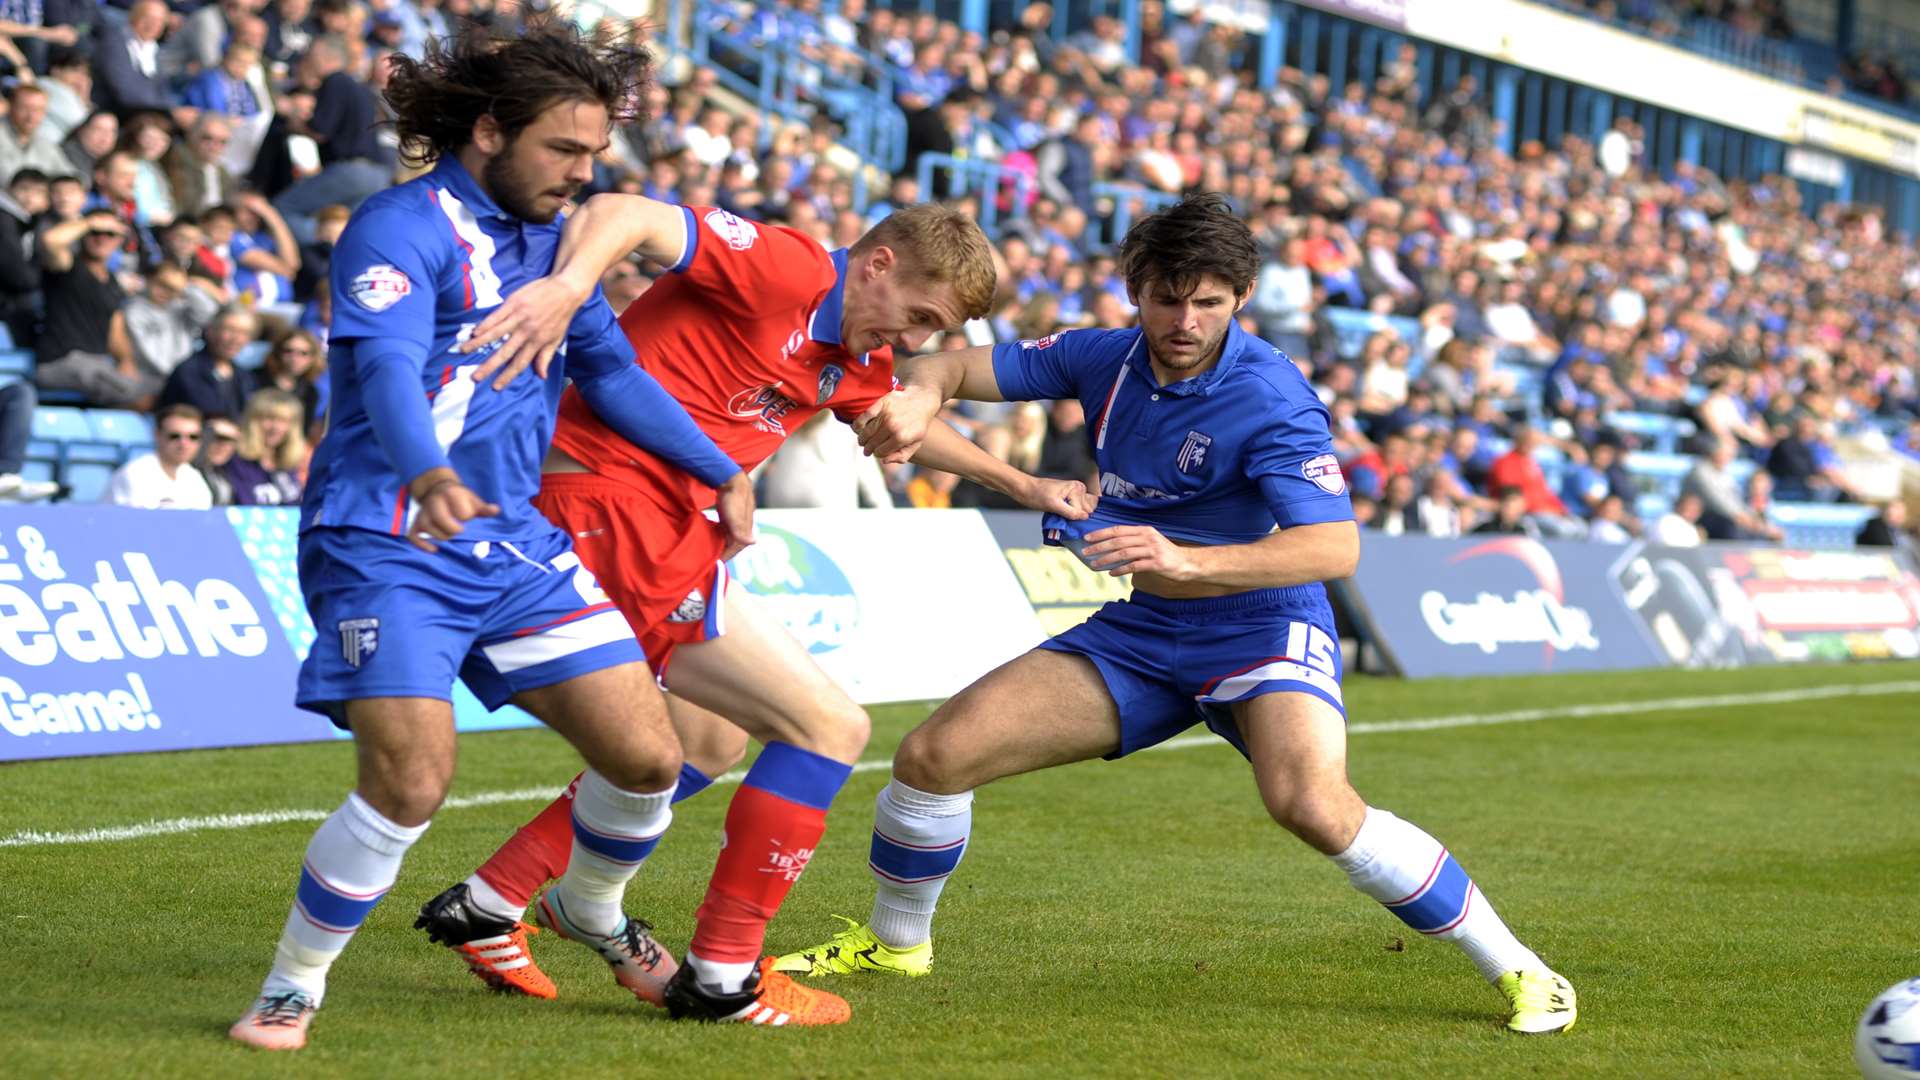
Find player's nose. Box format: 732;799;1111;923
900;326;934;352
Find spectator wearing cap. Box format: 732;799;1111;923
96;0;178;114
107;404;215;510
2;84;77;182
35;210;155;409
195;413;242;505
273;35;388;244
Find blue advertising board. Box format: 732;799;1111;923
1335;533;1667;678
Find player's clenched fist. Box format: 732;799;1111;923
853;384;943;463
407;467;501;552
713;472;758;561
1017;477;1098;521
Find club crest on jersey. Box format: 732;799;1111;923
727;382;801;435
348;265;410;312
1176;430;1213;474
338;618;380;668
1302;453;1346;495
704;209;757;251
816;364;845;405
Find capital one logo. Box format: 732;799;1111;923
1418;538;1600;664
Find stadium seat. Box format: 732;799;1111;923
0;348;30;378
0;323;12;350
1608;411;1697;453
61;461;115;504
1625;451;1694;503
87;410;155;461
31;406;117;466
1767;502;1878;549
1319;308;1422;362
237;341;271;370
20;458;55;485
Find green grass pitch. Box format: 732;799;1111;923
3;662;1916;1078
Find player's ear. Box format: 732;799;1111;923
866;244;895;278
472;114;506;156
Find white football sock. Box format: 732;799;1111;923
1332;806;1543;983
551;770;673;937
867;780;972;950
462;873;524;924
261;792;427;1005
685;953;759;995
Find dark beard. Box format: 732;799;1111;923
483;146;569;224
1146;326;1228;373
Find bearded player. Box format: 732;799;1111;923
409;195;1095;1026
774;194;1579;1035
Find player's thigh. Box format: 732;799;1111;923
343;696;458;827
665;586;870;763
1232;692;1365;855
895;647;1123;794
665;692;753;778
513;662;682;793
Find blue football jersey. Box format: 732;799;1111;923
302;157;635;540
990;323;1354;545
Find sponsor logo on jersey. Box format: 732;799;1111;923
1099;472;1177;501
816;363;844;405
667;587;707;624
1021;332;1062;350
1302;453;1345;494
1175;430;1212;474
704;209;757;251
338;618;380;668
348;265;411;312
727;382;801;435
779;329;806;363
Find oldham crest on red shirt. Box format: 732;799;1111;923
704;209;757;251
816;363;845;404
1302;453;1346;495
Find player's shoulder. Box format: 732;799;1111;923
1013;325;1139;361
339;180;446;248
1231;332;1322;409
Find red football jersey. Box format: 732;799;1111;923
552;206;898;513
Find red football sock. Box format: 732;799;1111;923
473;773;582;910
688;784;828;964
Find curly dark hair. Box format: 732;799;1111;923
1115;192;1260;300
383;16;652;168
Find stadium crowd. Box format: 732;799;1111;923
0;0;1915;552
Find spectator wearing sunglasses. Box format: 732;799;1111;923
106;404;214;509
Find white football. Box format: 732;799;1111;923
1857;979;1920;1080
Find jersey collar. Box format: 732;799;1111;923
806;248;871;365
1125;320;1249;396
429;156;513;223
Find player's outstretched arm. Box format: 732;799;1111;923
854;347;1004;463
462;194;690;388
909;420;1097;520
1081;520;1360;585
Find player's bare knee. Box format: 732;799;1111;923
1262;782;1362;854
684;721;751;777
360;761;452;826
595;745;683;794
891;724;971;794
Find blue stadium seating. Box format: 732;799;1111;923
0;349;31;378
1319;308;1423;363
1608;411;1697;453
61;461;115;504
87;410;155;461
20;459;55;485
1767;502;1878;549
31;406;118;468
0;323;12;350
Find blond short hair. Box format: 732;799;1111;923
851;202;996;321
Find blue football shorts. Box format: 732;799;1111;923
295;525;645;724
1038;584;1346;759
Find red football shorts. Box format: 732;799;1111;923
531;472;729;680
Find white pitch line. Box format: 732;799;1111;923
6;679;1917;850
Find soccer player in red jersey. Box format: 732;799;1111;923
411;195;1095;1026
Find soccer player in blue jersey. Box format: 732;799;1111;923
775;194;1578;1035
228;23;757;1050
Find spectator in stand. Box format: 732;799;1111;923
158;305;260;420
168;114;243;218
225;387;306;505
35;210;154;409
118;111;181;227
1038;397;1095;484
197;413;243;505
257;327;327;434
123;261;221;384
95;0;178;114
61;110;117;179
107;404;214;509
1588;494;1634;544
1472;486;1538;537
1251;236;1314;360
1767;412;1857;503
38;47;93;140
1652;492;1707;547
0;167;41;345
273;35;388;244
226;192;302;309
1488;427;1585;537
85;150;160;269
1;83;76;183
759;411;894;509
0;382;60;503
1683;437;1784;542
